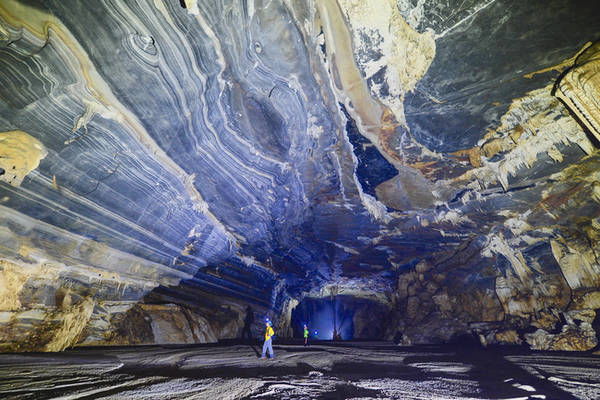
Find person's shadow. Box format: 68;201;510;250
240;306;260;357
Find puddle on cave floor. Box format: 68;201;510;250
1;341;599;399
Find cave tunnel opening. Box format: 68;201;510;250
290;295;389;341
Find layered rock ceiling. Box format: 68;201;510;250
1;0;600;352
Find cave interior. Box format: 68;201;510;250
1;0;600;357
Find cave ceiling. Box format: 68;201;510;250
1;0;600;348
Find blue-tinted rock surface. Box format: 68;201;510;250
0;0;600;350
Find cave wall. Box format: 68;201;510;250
1;0;600;351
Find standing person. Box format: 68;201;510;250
261;320;275;359
303;324;309;347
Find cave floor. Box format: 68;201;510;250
1;342;599;400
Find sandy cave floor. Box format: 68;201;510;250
1;341;600;400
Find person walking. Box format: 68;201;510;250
303;324;309;347
261;320;275;359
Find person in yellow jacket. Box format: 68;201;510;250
261;320;275;359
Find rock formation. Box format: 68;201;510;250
555;41;600;143
1;0;600;351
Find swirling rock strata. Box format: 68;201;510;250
0;0;599;351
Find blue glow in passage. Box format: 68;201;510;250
292;298;354;340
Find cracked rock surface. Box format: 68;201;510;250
2;343;600;399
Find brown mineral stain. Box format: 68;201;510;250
509;125;524;143
0;130;47;187
451;148;482;168
0;260;62;312
0;260;29;311
182;242;195;256
43;298;95;351
481;137;508;158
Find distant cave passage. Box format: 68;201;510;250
290;295;389;340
